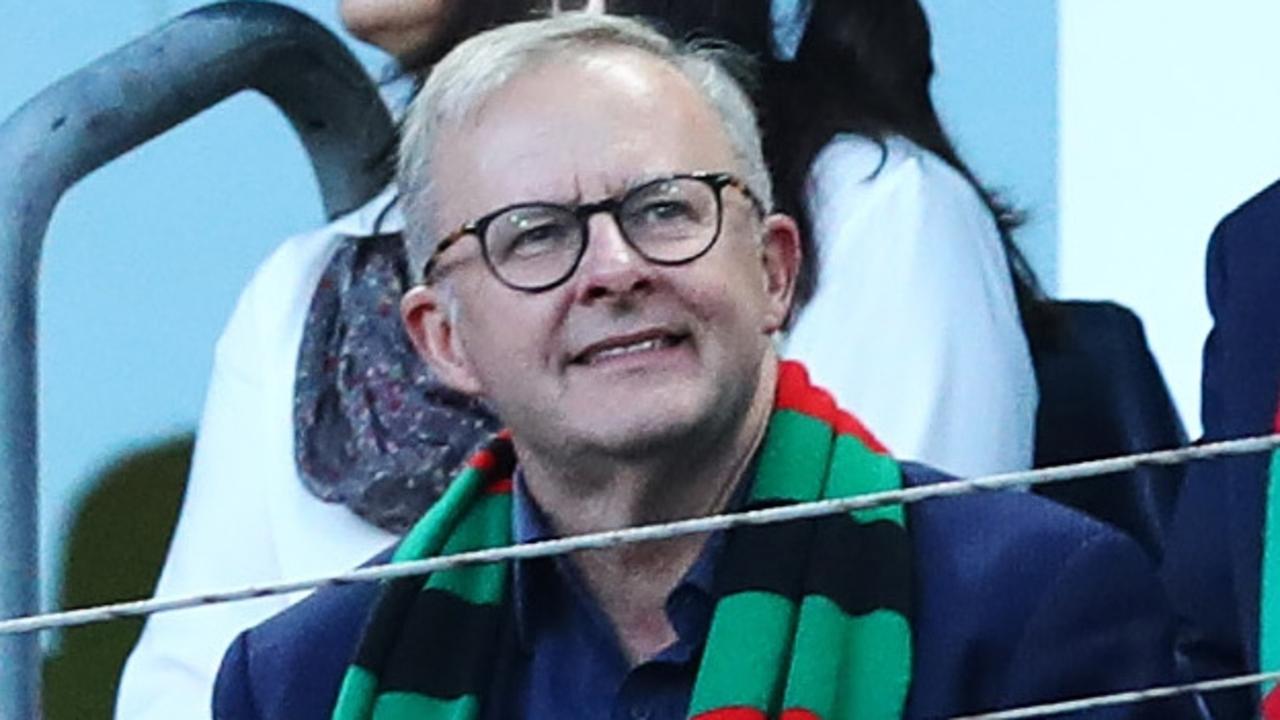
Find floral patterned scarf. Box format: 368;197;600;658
293;225;498;533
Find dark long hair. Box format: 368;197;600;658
605;0;1045;326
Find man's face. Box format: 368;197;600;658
403;49;799;460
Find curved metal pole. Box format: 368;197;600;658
0;3;393;716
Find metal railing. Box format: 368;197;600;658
0;3;394;715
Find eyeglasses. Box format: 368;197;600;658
422;172;765;292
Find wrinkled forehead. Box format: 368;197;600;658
430;48;739;231
550;0;608;10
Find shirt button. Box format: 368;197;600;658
629;707;651;720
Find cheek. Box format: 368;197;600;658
456;291;561;375
678;265;771;342
716;243;774;315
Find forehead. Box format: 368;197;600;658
431;48;739;230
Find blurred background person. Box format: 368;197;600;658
1163;178;1280;719
699;0;1041;477
113;2;524;716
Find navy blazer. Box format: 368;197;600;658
1164;179;1280;717
1029;300;1187;562
215;464;1197;719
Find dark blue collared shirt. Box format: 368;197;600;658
488;475;744;720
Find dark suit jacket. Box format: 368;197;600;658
1164;179;1280;716
214;463;1197;719
1030;300;1187;562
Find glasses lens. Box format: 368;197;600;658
484;205;583;288
619;177;719;262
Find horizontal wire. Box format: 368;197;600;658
953;669;1280;719
2;432;1277;638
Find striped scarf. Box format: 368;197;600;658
332;360;913;720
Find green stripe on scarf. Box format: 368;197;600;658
334;361;912;720
1261;408;1280;685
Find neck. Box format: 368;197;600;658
518;355;776;537
515;356;778;663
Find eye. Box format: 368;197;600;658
622;179;713;232
491;209;577;261
633;198;698;224
511;223;572;255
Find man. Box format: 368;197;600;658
1164;178;1280;718
214;15;1196;719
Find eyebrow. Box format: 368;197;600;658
541;171;688;207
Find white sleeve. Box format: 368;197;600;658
114;212;397;719
783;135;1037;477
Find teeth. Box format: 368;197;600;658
590;337;665;363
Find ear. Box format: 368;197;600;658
401;284;484;396
758;213;802;333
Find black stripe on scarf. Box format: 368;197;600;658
353;575;424;670
715;504;911;616
375;588;510;699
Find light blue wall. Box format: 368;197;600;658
3;0;1059;614
921;0;1059;290
0;0;390;612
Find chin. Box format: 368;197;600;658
509;359;766;463
572;391;734;459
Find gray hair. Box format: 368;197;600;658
396;13;773;281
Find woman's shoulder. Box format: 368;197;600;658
217;187;400;358
238;187;397;306
253;186;401;290
805;134;1000;262
808;134;982;211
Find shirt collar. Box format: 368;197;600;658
328;184;403;238
509;462;757;652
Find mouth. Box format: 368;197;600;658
570;328;691;366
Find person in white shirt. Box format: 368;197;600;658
786;134;1035;477
756;0;1039;477
114;3;502;716
117;1;1039;717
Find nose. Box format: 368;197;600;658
574;212;653;303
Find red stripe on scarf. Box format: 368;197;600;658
469;449;497;471
484;477;514;495
469;431;513;471
690;708;767;720
775;360;889;454
689;708;822;720
1263;685;1280;719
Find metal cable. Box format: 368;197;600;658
2;432;1275;637
953;669;1280;719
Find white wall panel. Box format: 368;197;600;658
1059;1;1280;433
